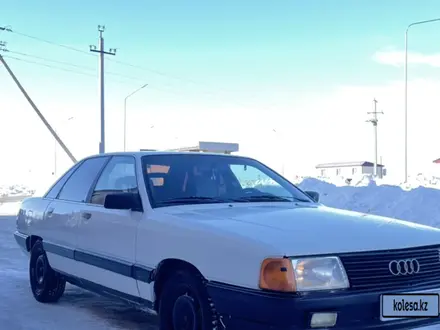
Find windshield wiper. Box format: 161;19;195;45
292;197;312;203
235;195;292;202
158;196;227;205
234;195;312;203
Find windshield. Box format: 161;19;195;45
142;154;313;208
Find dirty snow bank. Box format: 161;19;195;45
0;184;35;197
297;177;440;228
308;173;440;190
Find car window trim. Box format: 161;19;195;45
141;156;168;209
83;156;113;204
86;155;140;206
56;155;111;203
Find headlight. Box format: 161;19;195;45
291;256;349;291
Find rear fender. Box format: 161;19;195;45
17;197;52;236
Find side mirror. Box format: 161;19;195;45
104;193;143;212
305;190;320;203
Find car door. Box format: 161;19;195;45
75;155;141;297
42;156;110;276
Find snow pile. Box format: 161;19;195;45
297;177;440;228
0;178;53;199
313;173;440;190
239;174;440;228
397;173;440;190
0;184;35;197
313;174;374;187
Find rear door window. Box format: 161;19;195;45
57;157;109;203
45;161;82;199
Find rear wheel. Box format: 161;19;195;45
29;240;66;303
158;270;220;330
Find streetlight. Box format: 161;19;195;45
404;18;440;183
124;83;148;151
54;116;74;176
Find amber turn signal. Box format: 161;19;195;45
259;257;296;292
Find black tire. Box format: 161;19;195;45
158;270;220;330
29;240;66;303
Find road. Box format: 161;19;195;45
0;215;158;330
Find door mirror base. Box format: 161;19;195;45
305;190;320;203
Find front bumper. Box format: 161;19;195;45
206;282;440;330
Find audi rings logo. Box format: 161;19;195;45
388;259;420;276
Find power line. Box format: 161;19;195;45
8;50;96;71
1;26;199;83
0;53;185;97
1;25;279;123
1;48;231;97
1;26;95;57
1;40;192;98
2;50;271;117
2;50;153;83
2;55;97;77
2;47;263;110
1;25;239;96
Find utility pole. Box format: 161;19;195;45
366;99;384;177
0;43;77;164
90;25;116;154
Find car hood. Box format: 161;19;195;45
163;203;440;256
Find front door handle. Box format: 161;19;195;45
46;208;54;217
81;212;92;220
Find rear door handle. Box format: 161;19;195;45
81;212;92;220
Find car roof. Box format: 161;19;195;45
80;151;250;161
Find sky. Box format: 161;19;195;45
1;0;440;187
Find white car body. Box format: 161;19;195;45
13;152;440;329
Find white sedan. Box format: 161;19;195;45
13;151;440;329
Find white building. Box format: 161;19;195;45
316;161;386;179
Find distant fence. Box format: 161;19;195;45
0;195;33;203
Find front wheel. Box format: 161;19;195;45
29;240;66;303
158;270;220;330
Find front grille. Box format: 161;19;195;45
339;245;440;292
